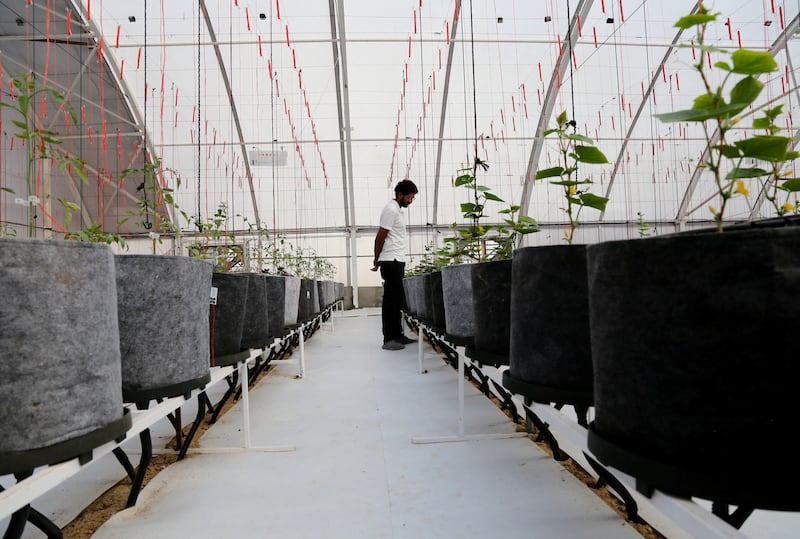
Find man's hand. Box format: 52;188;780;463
371;260;379;272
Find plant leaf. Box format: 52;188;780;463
578;192;609;211
535;166;564;179
574;145;609;164
730;48;778;75
725;167;769;179
674;12;717;29
735;135;792;161
778;178;800;192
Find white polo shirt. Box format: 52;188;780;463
378;199;407;262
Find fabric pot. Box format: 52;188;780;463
298;278;316;322
283;275;301;327
240;273;271;349
311;279;321;316
209;272;250;367
415;274;433;324
402;277;418;316
334;282;344;302
116;255;212;403
428;270;446;331
586;224;800;510
0;238;130;475
317;280;326;311
467;259;511;367
504;245;592;407
265;275;287;337
441;263;475;346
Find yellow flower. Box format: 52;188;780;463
783;201;795;212
709;205;718;215
734;180;749;196
568;185;577;195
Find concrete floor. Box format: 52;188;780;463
3;308;799;538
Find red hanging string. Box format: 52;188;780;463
276;0;281;19
593;26;598;48
245;8;251;31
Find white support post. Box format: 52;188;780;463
298;325;306;379
411;322;524;444
239;360;251;449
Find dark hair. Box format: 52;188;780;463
395;179;418;196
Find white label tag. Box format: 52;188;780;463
209;286;218;305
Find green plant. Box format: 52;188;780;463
121;157;191;254
407;241;454;276
536;111;609;244
188;202;242;271
58;198;128;249
656;3;800;231
445;157;538;262
636;211;651;238
0;73;86;237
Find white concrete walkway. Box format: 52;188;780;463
93;308;638;539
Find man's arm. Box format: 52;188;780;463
371;227;390;271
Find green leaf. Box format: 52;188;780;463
556;110;568;125
535;166;565;179
718;144;742;159
730;49;778;75
674;12;717;29
0;187;15;194
460;202;479;213
714;61;732;71
725;167;769;179
752;117;771;130
484;192;505;202
574;145;609;164
519;215;538;225
735;135;792;161
455;174;473;187
729;76;764;111
578;192;609;212
543;128;561;137
565;133;593;144
778;178;800;192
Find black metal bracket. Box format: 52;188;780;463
584;452;641;524
490;379;520;424
711;502;755;529
522;402;565;461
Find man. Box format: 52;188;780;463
372;179;418;350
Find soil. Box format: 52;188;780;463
62;355;663;539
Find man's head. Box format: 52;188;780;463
395;179;418;208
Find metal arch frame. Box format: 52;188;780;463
599;3;699;221
520;0;594;217
332;0;359;309
430;3;462;227
328;0;353;290
676;12;800;227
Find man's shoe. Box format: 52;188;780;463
382;340;405;351
397;335;417;344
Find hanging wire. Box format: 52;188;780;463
196;1;202;226
141;0;152;230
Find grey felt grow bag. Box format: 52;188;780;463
264;275;286;337
0;238;130;475
586;223;800;511
505;244;592;408
116;255;212;403
283;275;301;327
441;263;475;346
209;272;249;367
240;273;271;349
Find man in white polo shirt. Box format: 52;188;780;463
371;179;419;350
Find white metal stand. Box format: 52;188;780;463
411;320;525;445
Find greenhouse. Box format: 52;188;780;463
2;0;800;537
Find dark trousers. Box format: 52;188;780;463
379;261;405;343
